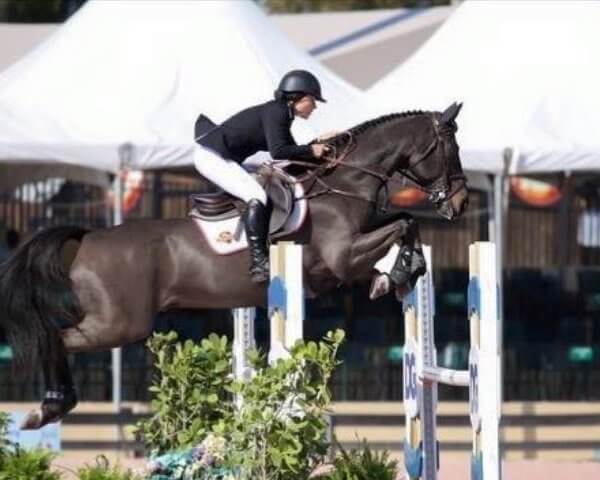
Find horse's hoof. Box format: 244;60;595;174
24;388;79;430
395;285;411;302
20;409;43;430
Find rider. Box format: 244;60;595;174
194;69;330;283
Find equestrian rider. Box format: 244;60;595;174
193;70;330;283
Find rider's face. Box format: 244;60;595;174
293;95;317;119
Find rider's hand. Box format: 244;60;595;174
311;143;331;158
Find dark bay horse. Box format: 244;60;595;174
0;104;468;429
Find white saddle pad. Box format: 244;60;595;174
192;182;308;255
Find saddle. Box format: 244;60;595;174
191;112;295;234
188;165;295;236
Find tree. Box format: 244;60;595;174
0;0;86;22
258;0;451;13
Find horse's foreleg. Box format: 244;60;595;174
349;216;424;299
310;215;413;287
349;217;412;275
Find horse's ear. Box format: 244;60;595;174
441;102;463;124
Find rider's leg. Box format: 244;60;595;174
193;145;270;282
242;198;270;283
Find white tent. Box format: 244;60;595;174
0;0;375;174
368;0;600;174
273;6;456;89
0;0;379;410
516;81;600;172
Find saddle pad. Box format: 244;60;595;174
192;182;308;255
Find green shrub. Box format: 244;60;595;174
135;329;345;480
133;332;236;454
0;411;10;460
222;330;343;480
0;446;61;480
77;455;142;480
1;411;61;479
314;440;399;480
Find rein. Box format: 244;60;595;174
273;114;464;207
276;133;390;205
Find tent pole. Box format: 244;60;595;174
487;176;495;243
111;168;123;413
112;143;132;414
493;172;504;343
494;148;512;404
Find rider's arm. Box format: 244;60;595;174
263;104;315;160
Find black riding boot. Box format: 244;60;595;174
243;198;270;283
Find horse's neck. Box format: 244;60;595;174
330;117;421;192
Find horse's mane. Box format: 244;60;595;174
320;110;430;147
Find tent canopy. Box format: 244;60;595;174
368;0;600;174
273;6;455;89
0;0;376;174
516;80;600;173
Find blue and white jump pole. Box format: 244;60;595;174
267;241;304;364
232;241;304;405
403;242;502;480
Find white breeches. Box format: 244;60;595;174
193;144;267;205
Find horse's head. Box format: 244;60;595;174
397;103;468;221
309;105;468;220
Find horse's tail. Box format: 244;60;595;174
0;226;88;374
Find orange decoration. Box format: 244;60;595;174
510;176;562;207
106;170;145;214
391;187;428;207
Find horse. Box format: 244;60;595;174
0;103;468;429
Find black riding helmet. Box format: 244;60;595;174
275;69;327;103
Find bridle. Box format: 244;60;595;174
396;117;467;206
276;114;466;207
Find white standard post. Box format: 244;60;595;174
268;241;304;365
232;307;256;408
468;242;502;480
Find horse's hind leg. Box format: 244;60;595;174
61;299;156;353
22;309;129;430
63;257;157;353
23;276;154;428
21;336;78;429
22;309;153;429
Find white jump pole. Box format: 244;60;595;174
232;307;256;408
232;242;303;409
468;242;502;480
